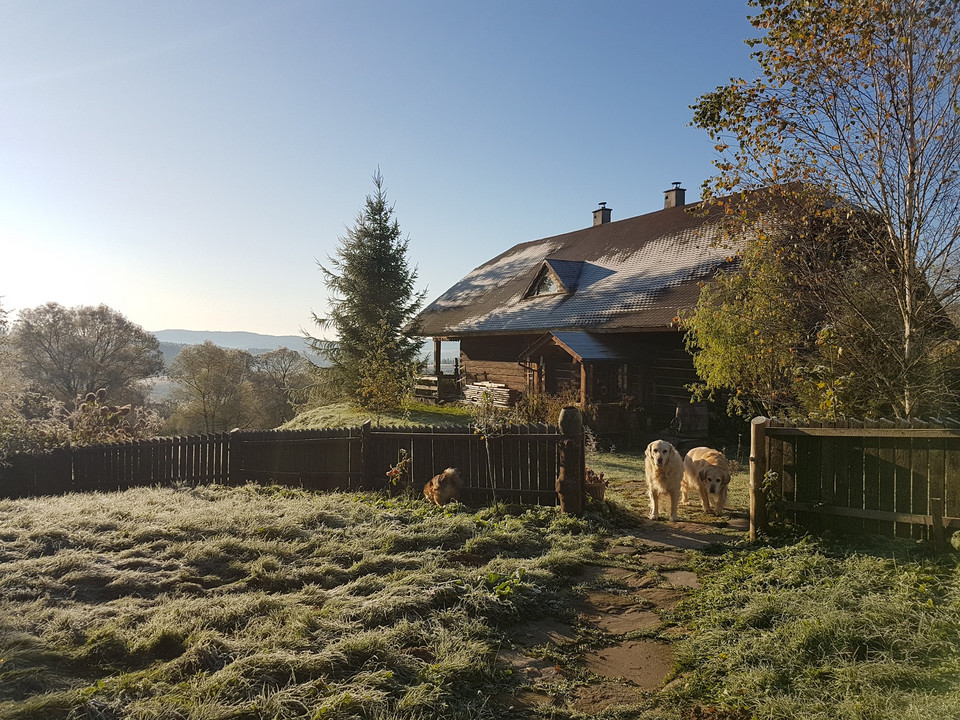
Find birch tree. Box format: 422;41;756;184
691;0;960;417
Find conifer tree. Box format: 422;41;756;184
308;171;426;407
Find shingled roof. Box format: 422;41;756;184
415;200;737;338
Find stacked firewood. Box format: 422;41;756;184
463;381;520;407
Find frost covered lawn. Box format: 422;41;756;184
0;454;956;719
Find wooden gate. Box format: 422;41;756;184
749;417;960;544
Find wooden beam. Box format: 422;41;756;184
766;426;960;438
782;501;960;529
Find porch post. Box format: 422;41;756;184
580;363;587;406
433;338;442;377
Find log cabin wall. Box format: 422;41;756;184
460;335;539;392
637;333;699;424
460;331;699;424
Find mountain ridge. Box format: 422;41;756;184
152;329;318;352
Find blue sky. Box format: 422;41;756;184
0;0;756;337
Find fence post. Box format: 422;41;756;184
750;416;769;541
360;420;373;489
556;406;585;516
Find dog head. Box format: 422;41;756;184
646;439;676;467
698;466;731;495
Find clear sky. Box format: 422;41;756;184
0;0;757;338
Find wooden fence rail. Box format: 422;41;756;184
750;417;960;544
0;423;565;505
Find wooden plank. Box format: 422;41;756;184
927;428;947;546
782;419;797;501
833;420;850;510
793;421;819;531
945;437;960;522
845;419;865;535
858;420;879;535
519;423;532;498
894;429;913;538
766;426;960;438
877;422;896;537
820;420;840;533
782;501;960;528
909;432;930;540
749;417;768;540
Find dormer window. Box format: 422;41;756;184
534;271;558;295
525;264;566;298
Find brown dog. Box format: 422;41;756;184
423;468;462;505
682;447;731;515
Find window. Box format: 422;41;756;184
534;272;558;295
526;265;563;298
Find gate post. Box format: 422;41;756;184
556;406;585;516
749;416;769;541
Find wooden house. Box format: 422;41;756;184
413;185;737;432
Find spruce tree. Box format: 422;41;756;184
309;171;426;407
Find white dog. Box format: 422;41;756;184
645;439;683;521
682;446;731;515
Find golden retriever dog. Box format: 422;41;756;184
682;446;731;515
644;439;683;521
423;467;462;506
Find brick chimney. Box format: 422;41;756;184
593;202;612;226
663;182;686;209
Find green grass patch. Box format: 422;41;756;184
281;401;473;430
667;534;960;720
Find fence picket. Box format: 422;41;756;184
908;423;929;540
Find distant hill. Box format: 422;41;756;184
150;330;436;371
153;329;311;352
158;342;188;367
152;330;331;369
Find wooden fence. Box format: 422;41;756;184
749;417;960;544
0;423;564;505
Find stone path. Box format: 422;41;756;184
496;495;751;715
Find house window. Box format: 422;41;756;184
527;266;562;298
534;273;558;295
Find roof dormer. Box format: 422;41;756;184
523;259;584;299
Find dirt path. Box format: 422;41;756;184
497;479;750;715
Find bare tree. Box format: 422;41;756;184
251;348;313;425
166;342;258;434
12;303;163;408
